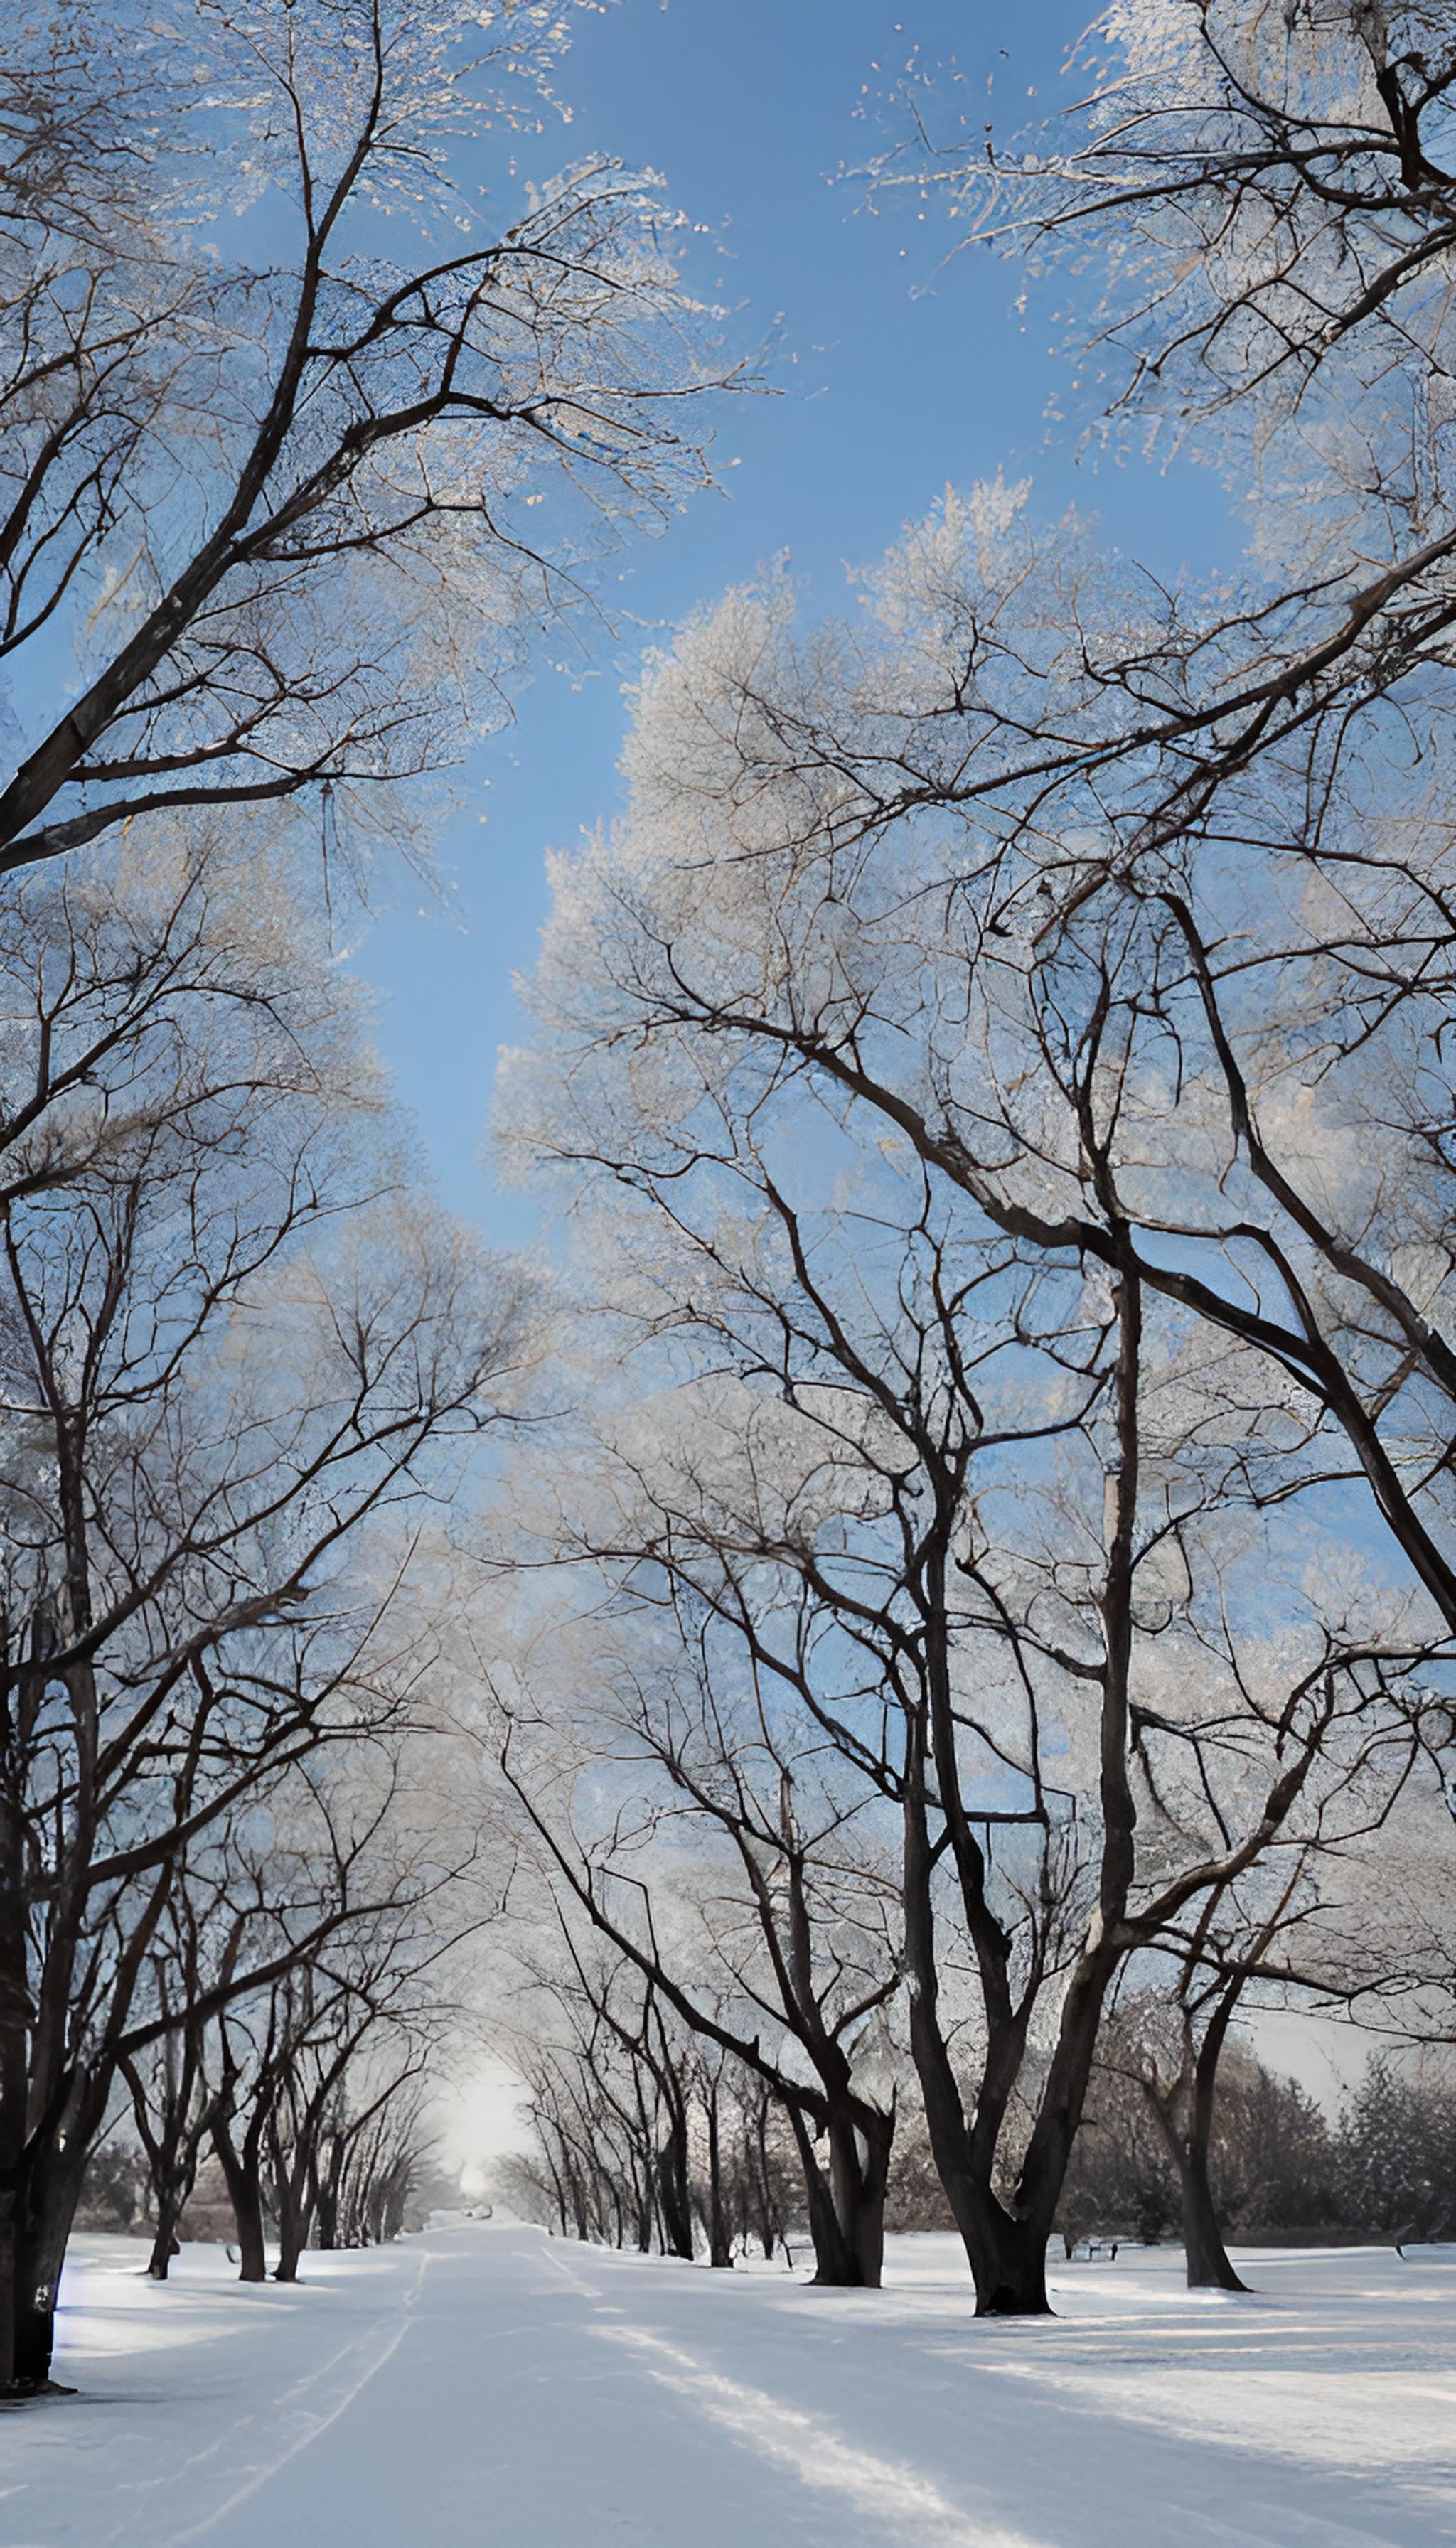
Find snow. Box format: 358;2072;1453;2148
4;2227;1455;2545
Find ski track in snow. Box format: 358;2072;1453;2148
3;2226;1455;2546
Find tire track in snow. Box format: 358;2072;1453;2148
142;2250;432;2548
593;2322;1049;2548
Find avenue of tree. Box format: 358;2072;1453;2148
5;0;1456;2403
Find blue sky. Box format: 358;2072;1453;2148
357;0;1236;1237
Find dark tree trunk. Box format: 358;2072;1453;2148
964;2207;1051;2316
0;1910;28;2390
1141;1994;1249;2293
751;2097;778;2261
12;2253;60;2389
657;2101;695;2260
273;2180;309;2284
0;2189;14;2394
633;2150;653;2252
544;2153;569;2239
704;2081;733;2269
826;2109;891;2290
213;2119;267;2283
136;2106;211;2284
1184;1989;1249;2292
265;2097;317;2284
789;2109;857;2284
311;2134;344;2252
12;2131;92;2387
908;1985;1057;2316
786;2100;893;2289
886;1275;1149;2320
1178;2140;1247;2293
146;2202;183;2282
274;2230;304;2282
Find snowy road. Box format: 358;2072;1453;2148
4;2225;1455;2547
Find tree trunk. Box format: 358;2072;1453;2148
657;2104;695;2260
146;2200;183;2282
213;2119;267;2283
0;2092;24;2390
141;2111;210;2283
1181;2007;1248;2293
827;2109;890;2290
0;1797;33;2390
273;2178;309;2284
12;2134;91;2388
1178;2140;1248;2293
704;2082;733;2269
908;1991;1054;2316
786;2102;892;2289
791;2111;857;2284
1139;1990;1250;2295
274;2227;304;2282
751;2099;778;2261
0;2190;14;2394
311;2135;344;2252
963;2207;1051;2316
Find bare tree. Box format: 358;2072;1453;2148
325;2067;432;2249
124;1720;482;2284
0;0;729;882
503;1949;693;2253
847;3;1456;906
119;1883;229;2282
0;833;528;2387
501;1933;800;2266
903;2;1456;434
499;709;1450;2312
496;1607;902;2288
261;1973;434;2284
837;7;1456;1678
1102;1867;1324;2298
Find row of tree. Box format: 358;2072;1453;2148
10;0;1456;2382
0;0;725;2396
0;829;525;2383
497;2009;1456;2269
476;0;1456;2314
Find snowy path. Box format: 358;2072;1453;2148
3;2226;1455;2547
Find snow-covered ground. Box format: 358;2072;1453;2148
2;2226;1452;2545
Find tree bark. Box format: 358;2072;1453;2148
274;2225;305;2283
1177;2138;1248;2293
703;2080;733;2269
908;1993;1054;2313
786;2101;892;2289
826;2111;889;2291
749;2095;780;2261
1137;1979;1250;2293
1184;1989;1251;2292
11;2130;92;2387
0;1794;31;2390
656;2102;695;2261
146;2203;183;2282
272;2168;309;2284
213;2119;267;2284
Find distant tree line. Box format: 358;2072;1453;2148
496;2013;1456;2269
1051;2048;1456;2255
